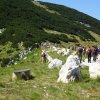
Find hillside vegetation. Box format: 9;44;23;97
0;0;100;47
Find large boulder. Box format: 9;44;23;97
48;58;62;69
89;62;100;79
57;55;81;83
12;69;33;81
82;55;100;79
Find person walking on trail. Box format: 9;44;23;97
41;50;47;63
86;47;92;63
78;46;83;63
92;46;98;62
83;47;86;57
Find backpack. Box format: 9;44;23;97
42;52;46;58
78;47;83;53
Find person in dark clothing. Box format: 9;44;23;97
78;46;83;63
92;46;98;62
82;47;86;59
41;50;47;63
86;47;92;63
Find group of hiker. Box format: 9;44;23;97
77;46;98;63
41;45;99;64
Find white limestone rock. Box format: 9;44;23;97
48;58;62;69
57;55;81;83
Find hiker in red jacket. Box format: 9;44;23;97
91;46;98;62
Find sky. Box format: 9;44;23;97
40;0;100;20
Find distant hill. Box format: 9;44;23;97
0;0;100;47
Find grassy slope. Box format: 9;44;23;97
89;31;100;44
0;48;100;100
43;29;100;47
